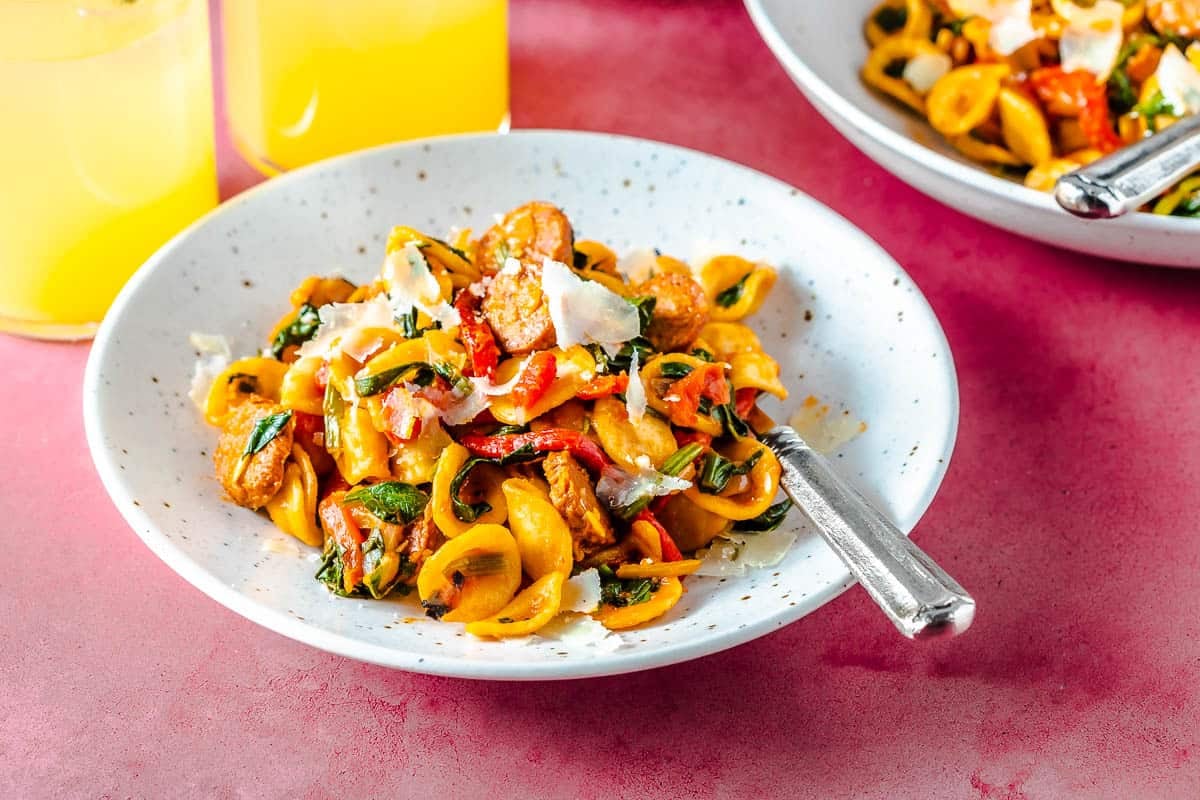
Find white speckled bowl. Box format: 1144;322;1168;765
83;131;958;680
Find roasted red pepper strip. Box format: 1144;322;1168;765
510;351;557;409
1029;67;1122;153
576;373;629;400
459;429;613;473
673;429;713;449
734;387;759;418
664;363;730;426
635;509;684;562
453;290;501;380
318;493;364;593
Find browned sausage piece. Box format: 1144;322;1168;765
543;450;615;561
636;272;710;353
480;260;558;355
474;201;575;275
213;397;295;509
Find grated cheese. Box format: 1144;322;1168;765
296;295;394;360
1054;0;1123;81
537;612;622;651
614;248;659;283
596;463;692;511
382;242;461;330
625;348;647;423
903;51;952;93
540;257;640;355
187;332;231;410
561;569;602;613
949;0;1038;56
1153;44;1200;115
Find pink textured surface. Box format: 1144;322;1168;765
3;0;1199;796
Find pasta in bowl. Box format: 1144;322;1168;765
196;201;794;639
861;0;1200;214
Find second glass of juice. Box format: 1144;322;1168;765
222;0;509;173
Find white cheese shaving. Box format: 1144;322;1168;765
499;256;522;276
625;348;647;424
296;294;394;360
540;257;640;355
787;397;866;454
382;242;461;330
596;464;692;511
1153;44;1200;116
1054;0;1123;82
187;332;231;410
694;528;798;576
536;612;622;651
725;528;798;569
694;538;746;577
949;0;1038;56
260;535;301;556
903;51;952;93
560;569;602;613
614;248;659;283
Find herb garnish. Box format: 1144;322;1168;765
344;481;430;524
448;457;494;523
715;273;752;308
697;449;763;494
354;361;436;396
270;303;321;359
732;500;794;533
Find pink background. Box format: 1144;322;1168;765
4;0;1199;797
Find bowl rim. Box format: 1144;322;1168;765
83;128;960;679
743;0;1191;236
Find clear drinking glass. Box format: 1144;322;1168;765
0;0;218;340
221;0;510;174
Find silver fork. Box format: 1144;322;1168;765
761;426;975;639
1055;112;1200;218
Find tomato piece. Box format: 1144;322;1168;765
734;387;759;418
510;351;557;409
1029;67;1121;153
576;374;629;400
664;363;729;426
453;290;501;380
673;429;713;449
318;493;364;593
459;428;613;473
292;411;335;476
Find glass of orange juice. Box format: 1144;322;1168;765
0;0;218;341
221;0;509;173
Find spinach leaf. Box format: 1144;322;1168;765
715;273;752;308
660;443;704;477
690;348;714;362
241;411;292;459
597;565;656;608
697;449;763;494
449;457;494;523
429;236;472;263
628;296;657;334
733;500;794;534
270;303;321;359
1136;90;1179;133
1107;67;1137;116
322;382;343;451
432;361;473;395
659;361;694;380
315;540;351;596
596;337;654;375
714;402;752;438
573;249;590;269
1171;191;1200;217
344;481;429;523
354;361;435;396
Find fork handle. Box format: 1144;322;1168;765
1055;112;1200;219
762;426;975;639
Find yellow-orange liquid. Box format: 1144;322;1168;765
0;0;218;339
222;0;509;173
